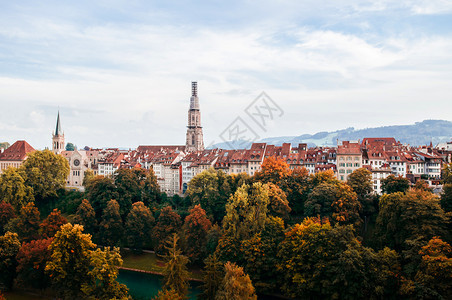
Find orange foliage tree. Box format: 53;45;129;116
183;204;212;264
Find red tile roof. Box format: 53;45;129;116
0;140;35;161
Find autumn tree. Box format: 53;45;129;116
375;190;448;251
381;174;410;194
125;201;154;252
0;202;15;234
253;157;291;186
265;183;291;220
20;149;69;201
0;232;21;291
183;204;212;264
39;208;67;238
46;223;128;299
73;199;97;237
0;167;34;211
153;206;182;254
216;262;257;300
200;254;225;300
241;216;285;293
413;179;432;192
161;233;190;298
99;199;124;246
278;218;400;299
16;238;53;290
81;247;129;300
46;223;95;298
154;288;183;300
304;182;362;227
413;237;452;299
15;202;41;242
441;163;452;213
85;176;118;218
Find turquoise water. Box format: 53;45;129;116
117;269;201;300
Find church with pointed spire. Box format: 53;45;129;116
52;111;65;155
185;82;204;152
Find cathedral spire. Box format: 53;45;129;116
55;110;63;136
186;81;204;152
52;111;65;155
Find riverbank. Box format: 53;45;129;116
121;249;203;281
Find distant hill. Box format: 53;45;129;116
210;120;452;149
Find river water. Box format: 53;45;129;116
117;269;201;300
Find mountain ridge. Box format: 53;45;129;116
210;119;452;149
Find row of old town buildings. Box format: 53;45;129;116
1;82;451;196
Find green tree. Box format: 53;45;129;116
0;232;21;291
99;199;124;246
65;143;76;151
153;206;182;254
183;204;212;264
0;167;34;211
222;183;269;240
200;254;225;300
85;176;119;218
20;150;69;201
81;247;129;300
375;190;448;251
141;167;161;207
16;202;41;242
45;223;95;299
16;238;53;290
161;233;190;298
73;199;97;236
381;174;410;194
114;168;140;215
125;201;154;252
441;163;452;212
0;202;15;234
39;208;67;238
347;168;378;226
216;261;257;300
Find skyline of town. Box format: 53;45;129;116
1;1;451;149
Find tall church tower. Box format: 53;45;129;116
52;111;65;154
185;82;204;152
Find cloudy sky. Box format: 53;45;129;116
0;1;451;149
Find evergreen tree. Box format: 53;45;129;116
200;254;225;300
161;233;190;298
